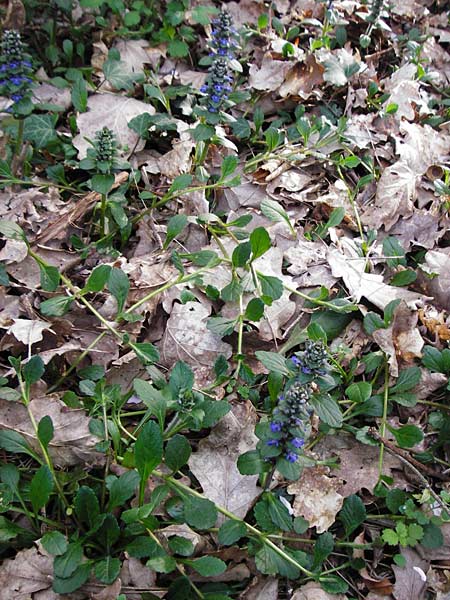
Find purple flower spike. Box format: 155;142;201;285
291;355;301;367
270;421;282;433
267;439;280;447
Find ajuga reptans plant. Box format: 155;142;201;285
243;340;330;482
0;30;33;112
199;10;238;116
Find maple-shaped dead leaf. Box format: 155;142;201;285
279;55;324;99
287;465;344;533
188;402;261;523
0;394;105;468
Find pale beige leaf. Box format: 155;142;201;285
188;403;261;523
0;395;105;468
292;581;349;600
393;548;428;600
73;93;154;159
7;318;53;346
248;55;292;91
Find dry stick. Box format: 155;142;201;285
368;427;450;512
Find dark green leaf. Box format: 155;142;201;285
40;296;74;317
103;57;143;90
0;430;36;458
23;114;58;148
37;415;54;450
187;556;226;576
164;214;188;249
0;220;26;242
313;532;334;569
310;393;343;428
107;470;140;511
363;312;385;334
383;236;406;268
169;361;194;396
91;173;114;195
250;227;271;259
339;495;366;536
220;278;242;302
23;356;45;386
192;123;215;141
52;563;91;594
39;264;60;292
30;465;53;513
207;316;236;337
220;156;238;179
54;542;83;578
168;535;194;556
107;267;129;313
237;450;268;475
244;298;265;322
94;556;121;584
169;174;193;194
421;522;444;549
346;382;372;403
133;379;166;427
135;420;163;482
232;242;251;267
84;264;111;292
390;269;417;287
165;435;191;472
255;351;290;376
218;520;247;545
257;273;283;300
183;496;217;529
390;424;423;448
390;367;421;393
71;77;87;112
267;496;293;531
41;531;68;555
319;575;349;594
231;117;251;139
74;486;100;530
129;342;160;365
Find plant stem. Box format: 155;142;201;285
12;118;24;177
100;193;107;237
378;357;389;479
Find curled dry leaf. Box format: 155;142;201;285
248;55;292;91
239;576;278;600
73;93;154;159
188;402;261;523
292;581;349;600
372;301;424;377
0;395;105;468
287;466;344;533
0;545;57;600
327;238;429;310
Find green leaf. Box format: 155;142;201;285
126;536;159;558
74;486;100;530
71;77;87;112
167;39;189;58
237;450;268;475
183;496;217;529
386;489;407;514
383;236;406;268
107;267;129;314
124;10;140;26
97;513;120;550
0;220;27;242
339;494;366;536
275;456;302;480
128;112;153;138
260;197;293;232
135;421;163;482
293;516;309;534
346;382;372;403
250;227;271;259
207;316;236;337
107;470;140;511
103;57;142;90
169;361;194;396
84;264;112;293
0;430;36;458
54;542;84;578
23;114;58;148
218;520;247;545
390;424;423;449
169;173;193;194
94;556;121;584
52;563;91;594
39;264;60;292
310;393;343;428
319;575;349;594
37;415;54;450
390;367;421;393
164;214;188;249
133;379;166;427
244;298;265;322
422;346;450;375
231;117;251;139
130;342;159;365
421;522;444;549
364;312;385;334
40;296;74;317
192;123;215;141
165;435;191;472
390;269;417;287
0;263;10;286
313;532;334;569
41;531;68;556
220;155;238;179
30;465;53;513
255;544;302;579
267;495;293;531
220;278;242;302
232;242;251;268
255;351;290;376
187;556;226;576
257;273;283;300
23;356;45;386
91;173;114;195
